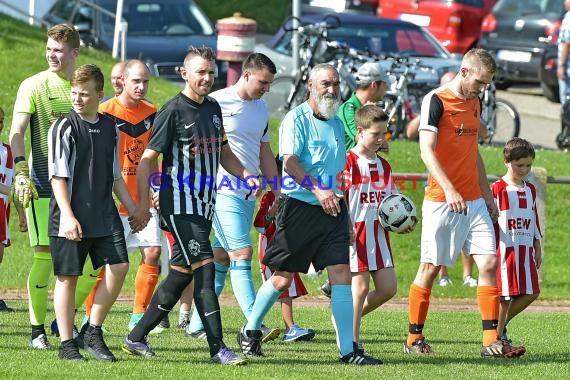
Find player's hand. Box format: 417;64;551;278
11;161;39;208
63;216;83;241
151;190;160;211
444;189;467;215
129;205;150;233
485;197;499;223
534;251;542;269
315;189;342;217
18;213;28;232
245;176;261;198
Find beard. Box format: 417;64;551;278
311;87;341;120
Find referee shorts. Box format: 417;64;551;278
263;195;350;273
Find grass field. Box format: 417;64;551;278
1;301;569;379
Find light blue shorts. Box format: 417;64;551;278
212;193;256;251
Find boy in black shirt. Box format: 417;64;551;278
48;64;145;361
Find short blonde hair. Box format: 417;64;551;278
47;24;80;49
71;64;104;92
355;104;389;130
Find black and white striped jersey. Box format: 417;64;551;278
47;109;123;238
147;92;227;219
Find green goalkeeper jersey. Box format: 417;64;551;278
13;70;71;197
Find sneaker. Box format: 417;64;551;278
73;325;85;349
29;333;53;350
438;276;452;287
211;346;248;365
59;340;87;361
186;328;207;339
128;313;144;332
0;299;14;312
83;327;116;362
320;281;331;298
282;325;316;342
177;314;190;330
122;336;155;358
463;275;478;287
237;327;264;356
403;338;433;354
339;349;383;365
260;325;281;343
481;340;525;358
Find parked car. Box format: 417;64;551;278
377;0;496;54
42;0;228;88
479;0;565;95
256;13;461;79
540;43;560;103
297;0;378;14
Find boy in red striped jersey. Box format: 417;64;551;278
491;138;542;347
343;105;415;356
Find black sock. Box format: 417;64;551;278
129;268;193;342
193;263;224;356
31;324;46;339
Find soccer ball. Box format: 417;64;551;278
378;194;417;233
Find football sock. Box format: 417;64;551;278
245;278;281;331
133;263;160;314
477;285;499;346
128;268;192;342
27;251;52;326
193;263;224;357
84;269;105;316
330;284;354;356
407;283;431;347
187;262;228;333
229;259;256;318
75;257;101;309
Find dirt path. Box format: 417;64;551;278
2;291;569;313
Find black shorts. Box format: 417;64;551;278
50;231;128;276
263;195;350;273
162;213;213;268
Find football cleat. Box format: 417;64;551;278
29;333;53;350
282;325;316;342
339;348;383;365
122;336;156;358
83;327;116;361
211;346;248;365
403;338;433;354
237;327;264;356
260;325;281;343
481;340;525;358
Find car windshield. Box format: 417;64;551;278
493;0;564;14
274;22;450;58
98;0;214;36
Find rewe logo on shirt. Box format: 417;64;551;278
507;218;531;230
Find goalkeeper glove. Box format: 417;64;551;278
11;161;38;208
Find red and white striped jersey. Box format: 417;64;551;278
491;178;541;297
0;143;13;245
344;150;396;273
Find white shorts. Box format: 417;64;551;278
420;198;495;267
120;208;162;252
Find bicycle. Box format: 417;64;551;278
480;83;521;146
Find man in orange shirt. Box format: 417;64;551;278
98;59;162;332
404;49;525;358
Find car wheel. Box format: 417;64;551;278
540;80;560;103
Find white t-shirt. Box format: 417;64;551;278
210;86;270;199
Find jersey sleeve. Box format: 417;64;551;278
48;118;73;179
13;77;37;115
419;92;444;133
279;111;304;158
147;105;175;153
261;123;270;143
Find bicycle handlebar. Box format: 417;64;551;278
282;14;341;33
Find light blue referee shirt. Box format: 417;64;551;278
279;102;346;205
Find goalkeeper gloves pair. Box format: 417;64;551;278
11;160;38;208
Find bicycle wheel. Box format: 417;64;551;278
265;76;309;120
488;98;520;145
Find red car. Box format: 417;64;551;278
377;0;496;54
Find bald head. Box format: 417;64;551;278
111;61;126;96
119;59;150;105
